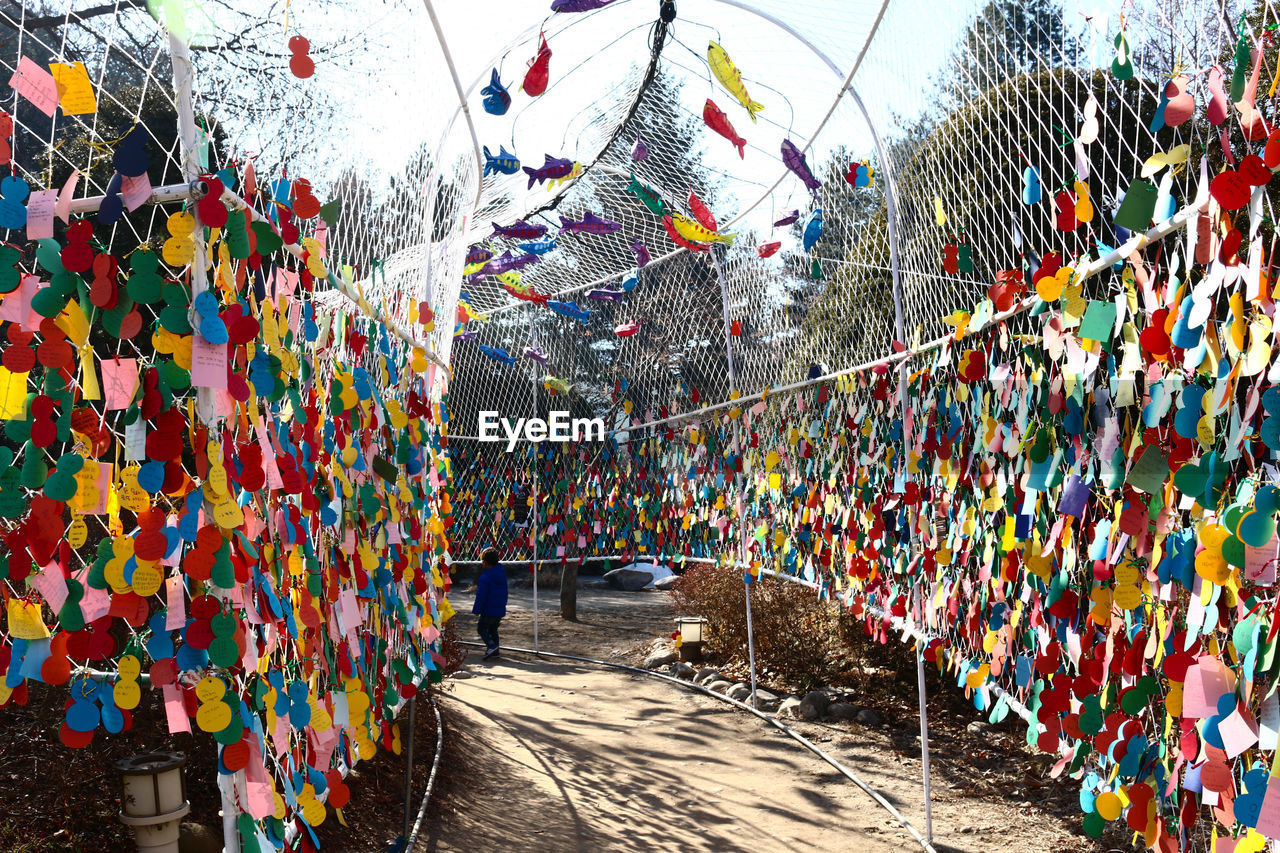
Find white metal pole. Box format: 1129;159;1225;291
914;587;933;844
167;31;235;853
531;443;539;655
167;33;217;429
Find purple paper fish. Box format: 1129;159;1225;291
587;288;625;302
522;154;575;189
631;239;650;267
552;0;618;10
454;327;477;341
780;139;821;194
482;250;541;275
631;132;648;161
559;211;621;234
466;245;493;265
524;346;548;363
773;209;800;227
491;219;548;240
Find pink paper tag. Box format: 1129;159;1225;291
55;170;78;223
120;172;152;211
190;335;227;389
162;684;191;734
31;562;68;611
0;274;39;326
101;357;139;410
25;189;55;239
9;57;58;116
79;582;111;623
165;574;187;630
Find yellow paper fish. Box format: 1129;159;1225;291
671;212;735;245
546;162;582;190
543;375;571;395
707;41;763;123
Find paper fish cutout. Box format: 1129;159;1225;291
670;212;733;245
481;68;511;115
551;0;618;10
523;34;552;97
523;155;575;190
774;210;800;227
758;241;781;258
523;346;548;364
517;238;557;255
707;41;763;122
615;320;641;337
491;219;548;240
626;174;666;216
543;375;571;394
781;139;821;194
587;288;625;302
547;300;592;323
482;249;540;275
482;146;520;177
688;190;717;232
559;212;621;235
631;132;648;162
703;99;746;158
477;344;518;366
802;207;822;252
631;239;650;268
502;280;548;305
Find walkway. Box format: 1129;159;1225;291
419;654;908;852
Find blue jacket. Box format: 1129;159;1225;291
473;564;509;618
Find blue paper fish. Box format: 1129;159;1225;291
478;344;519;366
547;300;592;323
620;269;640;292
802;207;823;252
481;69;511;115
483;146;520;177
517;238;558;255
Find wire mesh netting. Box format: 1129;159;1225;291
0;2;460;848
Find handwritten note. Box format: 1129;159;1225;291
25;189;55;240
9;57;58;117
49;61;96;114
191;335;227;389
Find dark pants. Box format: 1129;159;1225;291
477;616;502;651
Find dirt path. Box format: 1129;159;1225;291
421;655;901;852
423;583;1107;853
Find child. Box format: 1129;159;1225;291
473;547;508;659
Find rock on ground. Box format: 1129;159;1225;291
603;568;655;591
727;683;752;702
706;680;733;694
653;574;681;590
643;649;678;669
694;667;721;685
777;697;803;718
753;689;782;711
798;690;831;720
856;708;882;726
827;702;858;721
180;823;222;853
667;661;695;679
